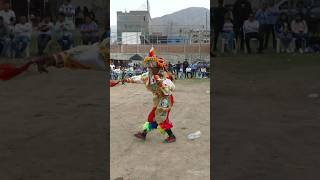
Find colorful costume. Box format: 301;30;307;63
0;38;108;81
125;48;176;143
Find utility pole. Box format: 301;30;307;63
206;12;208;32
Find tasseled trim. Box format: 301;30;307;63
0;61;33;81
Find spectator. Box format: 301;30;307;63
59;0;75;22
183;59;189;79
167;62;173;73
200;66;207;78
0;16;9;56
267;3;279;49
175;61;181;79
0;2;16;26
212;0;228;51
13;16;32;58
186;65;192;79
275;12;293;53
75;6;83;27
243;13;263;53
232;0;252;51
37;16;54;55
83;6;90;17
221;14;235;51
191;63;197;78
295;1;307;17
256;2;276;49
291;13;308;53
55;13;75;50
80;15;99;45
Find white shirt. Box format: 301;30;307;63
243;20;260;34
0;10;16;25
37;22;54;35
110;64;115;70
14;22;32;37
54;20;75;37
59;4;75;22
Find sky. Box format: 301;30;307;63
110;0;210;26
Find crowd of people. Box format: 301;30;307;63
0;0;107;58
212;0;319;54
110;59;210;81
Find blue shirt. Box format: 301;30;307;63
255;9;271;25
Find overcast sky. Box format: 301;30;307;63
110;0;210;26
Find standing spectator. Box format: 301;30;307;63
80;15;99;45
0;16;9;56
182;59;189;79
212;0;228;51
13;16;32;58
0;2;16;26
191;63;197;78
232;0;252;51
243;13;263;54
275;12;293;53
167;62;173;74
37;16;53;55
291;13;308;53
267;3;279;49
59;0;75;23
256;3;273;49
75;6;83;27
83;6;90;17
54;13;75;50
175;61;181;79
221;14;235;51
295;1;307;17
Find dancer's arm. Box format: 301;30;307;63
123;72;148;84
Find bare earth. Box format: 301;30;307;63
110;79;210;180
0;67;107;180
214;54;320;180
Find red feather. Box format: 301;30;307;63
110;80;120;87
0;62;33;81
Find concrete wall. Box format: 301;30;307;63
110;44;210;54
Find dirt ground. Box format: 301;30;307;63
213;54;320;180
110;79;210;180
0;67;107;180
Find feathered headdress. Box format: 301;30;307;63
143;47;167;69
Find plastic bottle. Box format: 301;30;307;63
187;131;201;140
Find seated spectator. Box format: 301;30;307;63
221;14;235;51
59;0;75;22
243;13;263;53
291;13;308;53
13;16;32;58
80;15;99;45
200;66;207;78
37;16;53;55
275;13;293;53
0;16;9;56
0;2;16;26
54;13;75;50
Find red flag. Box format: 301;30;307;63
0;62;33;81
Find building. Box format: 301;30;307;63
117;10;151;44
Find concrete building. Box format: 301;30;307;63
116;10;151;44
